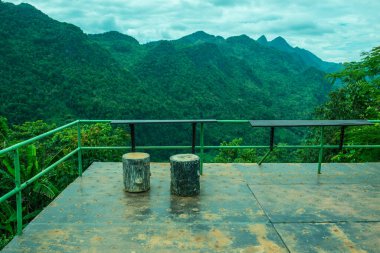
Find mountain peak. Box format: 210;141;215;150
177;31;224;44
1;1;49;19
273;36;285;41
257;35;268;45
269;36;293;52
89;31;139;45
192;30;213;38
226;34;255;45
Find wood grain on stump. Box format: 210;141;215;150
122;152;150;192
170;154;200;196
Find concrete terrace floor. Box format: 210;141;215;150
2;162;380;253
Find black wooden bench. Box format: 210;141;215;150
250;120;373;172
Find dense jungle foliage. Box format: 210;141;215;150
0;1;378;249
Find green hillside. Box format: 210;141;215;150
0;2;147;123
90;30;331;121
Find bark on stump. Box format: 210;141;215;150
170;154;200;196
122;152;150;192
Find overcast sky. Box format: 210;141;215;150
5;0;380;62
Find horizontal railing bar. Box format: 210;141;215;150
82;145;270;150
111;119;217;124
276;145;380;149
81;146;129;150
82;119;250;124
81;145;268;150
217;119;380;124
339;145;380;148
79;119;113;123
0;187;19;204
81;146;193;150
78;119;380;125
136;146;190;150
0;120;79;155
200;145;269;149
250;120;373;127
217;120;250;123
81;144;380;151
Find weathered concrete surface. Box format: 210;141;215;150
275;222;380;253
2;163;380;252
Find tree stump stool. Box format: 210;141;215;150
122;152;150;192
170;154;200;196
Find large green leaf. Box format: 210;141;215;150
1;159;14;178
32;179;58;199
26;145;38;177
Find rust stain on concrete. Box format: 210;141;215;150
329;225;366;253
208;228;233;249
248;224;286;252
203;211;222;221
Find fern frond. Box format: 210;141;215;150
32;180;57;199
23;209;42;221
0;202;16;222
1;159;14;178
0;169;14;182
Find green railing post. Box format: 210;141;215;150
318;126;324;174
77;122;83;177
200;123;204;175
14;149;22;235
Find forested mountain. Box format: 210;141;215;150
0;2;145;123
90;30;332;121
1;2;333;144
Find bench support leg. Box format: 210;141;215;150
200;123;204;175
318;126;324;174
129;124;136;152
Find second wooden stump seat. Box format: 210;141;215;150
122;152;150;192
170;154;200;196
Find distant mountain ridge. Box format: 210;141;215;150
176;31;342;73
257;35;342;73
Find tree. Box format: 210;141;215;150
0;116;10;149
311;46;380;162
214;138;257;163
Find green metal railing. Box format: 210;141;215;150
0;119;379;236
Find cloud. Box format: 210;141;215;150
171;24;188;31
4;0;380;62
207;0;251;6
262;21;335;36
99;16;120;32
